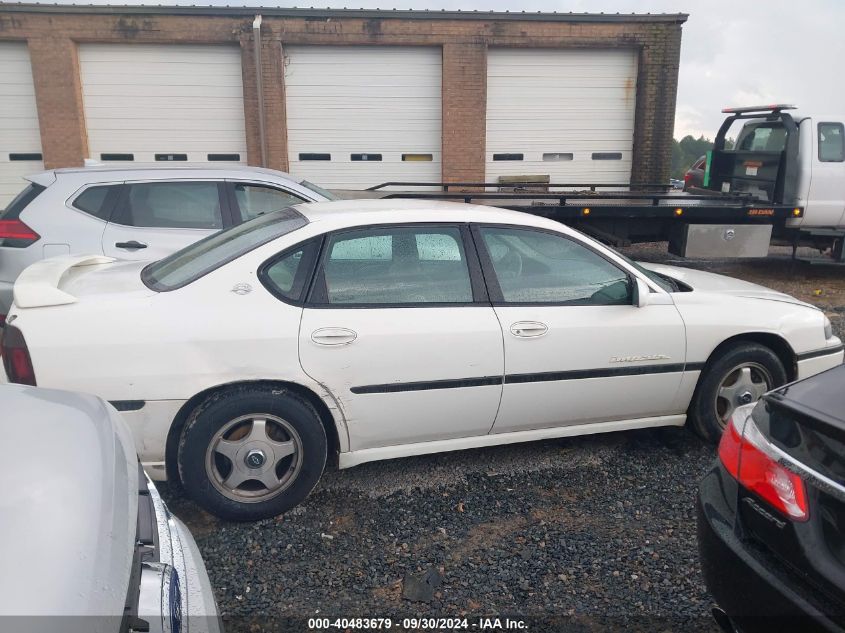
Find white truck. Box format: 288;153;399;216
694;104;845;261
369;105;845;262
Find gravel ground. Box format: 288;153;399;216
159;245;844;632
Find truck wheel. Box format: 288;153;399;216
688;342;787;444
178;387;327;521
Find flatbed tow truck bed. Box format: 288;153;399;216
344;182;803;255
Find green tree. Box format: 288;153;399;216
670;135;735;179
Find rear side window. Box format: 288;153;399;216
72;185;121;221
1;183;44;219
260;239;321;303
142;207;308;291
313;226;473;305
114;182;223;230
819;122;845;162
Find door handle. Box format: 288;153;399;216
510;321;548;338
115;241;148;251
311;327;358;346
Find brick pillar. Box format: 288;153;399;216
441;42;487;185
28;37;88;168
630;25;682;185
241;27;289;171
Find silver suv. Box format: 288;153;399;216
0;165;334;323
0;383;221;632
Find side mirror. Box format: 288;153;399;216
634;277;651;308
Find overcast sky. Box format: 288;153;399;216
46;0;845;139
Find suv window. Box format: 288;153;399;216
233;183;308;221
142;207;307;291
115;182;223;229
479;227;632;305
314;227;473;305
72;185;120;221
819;122;845;162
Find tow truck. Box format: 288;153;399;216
364;105;845;262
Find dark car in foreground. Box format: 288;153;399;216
697;363;845;633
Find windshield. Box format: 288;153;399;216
142;207;308;291
300;180;339;201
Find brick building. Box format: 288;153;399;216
0;4;686;203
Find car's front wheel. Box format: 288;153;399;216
178;388;327;521
688;342;787;443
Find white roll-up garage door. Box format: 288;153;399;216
284;46;442;189
78;44;247;165
0;42;44;208
486;48;638;185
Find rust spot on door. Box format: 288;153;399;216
624;77;635;105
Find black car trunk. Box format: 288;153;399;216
742;370;845;617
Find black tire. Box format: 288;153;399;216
178;387;327;521
688;342;787;444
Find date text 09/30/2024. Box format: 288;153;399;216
308;618;528;630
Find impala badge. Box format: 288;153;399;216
231;283;253;295
610;354;670;363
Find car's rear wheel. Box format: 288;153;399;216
689;342;787;443
178;388;327;521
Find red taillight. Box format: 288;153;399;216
718;416;742;479
719;412;809;522
684;173;692;184
0;324;36;386
0;219;40;247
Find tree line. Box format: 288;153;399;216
670;135;735;179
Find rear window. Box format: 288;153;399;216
736;122;787;152
142;207;308;291
1;183;45;219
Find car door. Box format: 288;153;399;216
807;121;845;227
473;225;687;435
101;180;228;260
226;181;311;223
298;224;504;452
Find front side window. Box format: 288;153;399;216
479;227;632;305
233;183;307;221
314;226;473;305
819;122;845;162
142;207;307;291
116;182;222;229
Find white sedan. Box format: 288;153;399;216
2;200;842;521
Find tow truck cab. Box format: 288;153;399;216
704;105;845;256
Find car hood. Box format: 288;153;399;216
0;385;137;620
640;262;814;308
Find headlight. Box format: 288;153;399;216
823;315;833;340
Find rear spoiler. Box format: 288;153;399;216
14;254;115;309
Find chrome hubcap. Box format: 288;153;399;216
715;363;772;428
205;414;303;503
